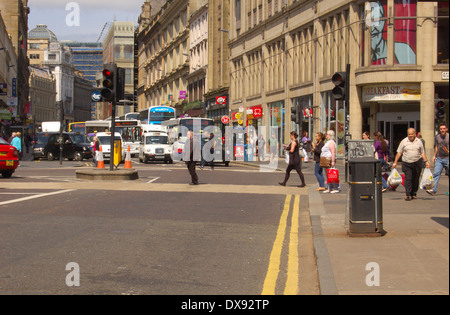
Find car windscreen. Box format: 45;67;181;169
0;137;9;145
37;133;53;144
146;136;168;145
69;134;87;144
98;136;121;145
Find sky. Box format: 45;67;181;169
28;0;145;42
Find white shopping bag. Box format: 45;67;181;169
420;168;435;190
388;168;403;186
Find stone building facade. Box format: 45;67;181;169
28;66;57;123
228;0;449;157
137;0;208;116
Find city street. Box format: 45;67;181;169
0;156;317;295
0;154;448;295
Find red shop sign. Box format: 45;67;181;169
216;96;227;105
251;105;263;118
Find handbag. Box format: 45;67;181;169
299;148;306;158
319;156;331;168
327;168;339;184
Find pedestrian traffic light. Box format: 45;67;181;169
331;72;347;101
291;104;301;124
101;63;116;102
115;67;125;104
435;99;446;119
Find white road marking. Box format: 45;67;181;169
147;177;160;183
0;189;75;206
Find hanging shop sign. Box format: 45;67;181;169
216;96;227;105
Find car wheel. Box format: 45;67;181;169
1;171;13;178
74;152;82;161
47;152;54;161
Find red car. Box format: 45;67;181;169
0;137;19;178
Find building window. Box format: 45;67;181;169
235;0;241;30
48;54;56;60
369;0;388;65
29;43;40;49
394;0;417;64
437;2;449;64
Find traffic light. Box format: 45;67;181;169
101;63;116;102
435;100;446;120
291;104;301;124
331;72;347;101
115;67;125;104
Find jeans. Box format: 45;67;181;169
314;162;325;188
432;158;449;193
379;158;388;189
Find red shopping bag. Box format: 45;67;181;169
327;168;339;184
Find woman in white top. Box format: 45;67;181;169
321;130;338;193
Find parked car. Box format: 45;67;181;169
44;133;92;161
0;137;19;178
33;132;57;160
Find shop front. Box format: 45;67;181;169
267;101;285;157
362;83;421;153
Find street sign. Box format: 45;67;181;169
91;90;102;102
221;115;230;124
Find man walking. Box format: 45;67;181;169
183;130;201;185
392;128;431;201
427;123;449;196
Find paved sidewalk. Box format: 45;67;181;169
234;158;449;295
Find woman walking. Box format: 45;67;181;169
322;130;338;193
374;133;389;192
312;132;326;191
279;131;306;188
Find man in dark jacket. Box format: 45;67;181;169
183;130;201;185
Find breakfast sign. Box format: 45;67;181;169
363;84;420;102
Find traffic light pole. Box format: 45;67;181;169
110;101;116;171
344;63;351;183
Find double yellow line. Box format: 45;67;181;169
262;194;300;295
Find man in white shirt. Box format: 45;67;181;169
392;128;430;201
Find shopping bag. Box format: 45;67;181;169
285;153;289;164
388;168;402;186
327;168;339;184
420;168;435;190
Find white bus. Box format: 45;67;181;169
114;120;142;156
162;117;215;161
139;106;176;125
119;112;140;121
85;120;141;156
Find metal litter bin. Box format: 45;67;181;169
348;157;383;236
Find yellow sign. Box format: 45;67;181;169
235;113;242;120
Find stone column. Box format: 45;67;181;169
419;2;436;159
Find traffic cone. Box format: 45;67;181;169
124;145;132;169
97;145;105;169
